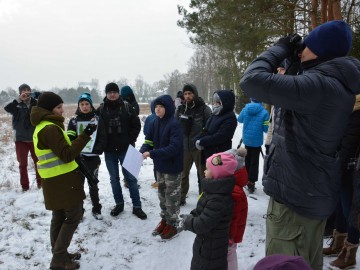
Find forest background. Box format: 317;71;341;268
1;0;360;113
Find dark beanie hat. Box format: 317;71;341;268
19;83;31;94
120;85;134;97
37;92;64;112
253;254;312;270
78;92;93;106
105;82;120;94
182;84;196;94
304;20;352;58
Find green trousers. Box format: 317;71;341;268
266;197;326;270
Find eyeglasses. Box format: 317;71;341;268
211;155;223;166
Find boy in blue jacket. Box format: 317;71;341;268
140;94;183;240
238;99;269;193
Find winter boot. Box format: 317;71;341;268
92;205;103;220
65;260;80;270
67;252;81;261
152;219;167;236
160;224;178;240
110;203;124;217
132;207;147;220
323;230;348;256
247;181;255;194
330;240;359;269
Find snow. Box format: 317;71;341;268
0;117;355;270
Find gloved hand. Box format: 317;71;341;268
195;140;204;151
177;214;190;232
275;33;302;53
84;122;97;136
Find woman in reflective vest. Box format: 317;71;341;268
30;91;96;270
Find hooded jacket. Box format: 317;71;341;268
140;95;183;174
198;90;237;160
30;106;90;210
238;102;269;147
143;100;156;136
240;44;360;219
184;175;235;270
175;84;212;151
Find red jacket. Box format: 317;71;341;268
229;166;248;243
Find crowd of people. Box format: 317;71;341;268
4;19;360;270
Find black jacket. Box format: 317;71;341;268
67;108;107;155
240;45;360;220
4;97;37;141
175;85;211;151
97;98;141;152
184;176;235;270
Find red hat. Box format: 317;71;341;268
206;152;237;179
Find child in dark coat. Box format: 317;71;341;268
140;94;183;240
178;152;236;270
67;93;107;220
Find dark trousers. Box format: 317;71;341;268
50;202;83;268
15;141;41;189
81;155;101;210
245;145;261;183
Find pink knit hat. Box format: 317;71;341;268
206;152;237;179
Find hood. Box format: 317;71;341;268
154;94;175;119
215;90;235;113
30;106;65;128
150;99;155;114
246;102;265;115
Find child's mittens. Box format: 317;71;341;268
236;147;247;157
178;214;190;232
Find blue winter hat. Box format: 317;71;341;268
120;85;134;97
78;92;93;106
304;20;352;58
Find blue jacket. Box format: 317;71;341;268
140;95;183;174
199;90;237;160
143;100;156;136
238;102;269;147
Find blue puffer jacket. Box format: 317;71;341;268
240;44;360;220
140;95;183;174
238;102;269;147
199;90;237;160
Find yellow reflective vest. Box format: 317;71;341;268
33;121;78;178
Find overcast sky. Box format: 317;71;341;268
0;0;194;91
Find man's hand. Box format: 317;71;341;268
19;91;30;102
142;152;150;159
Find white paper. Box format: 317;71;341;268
122;144;144;179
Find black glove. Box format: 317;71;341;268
84;123;97;136
275;34;302;53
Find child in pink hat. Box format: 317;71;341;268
177;152;236;269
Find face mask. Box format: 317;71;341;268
212;104;223;115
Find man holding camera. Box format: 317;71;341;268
4;83;41;191
240;20;360;270
97;82;147;220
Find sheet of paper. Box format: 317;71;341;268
122;144;144;179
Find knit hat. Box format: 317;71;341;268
105;82;120;94
120;85;134;97
176;91;183;98
37;92;64;112
253;254;312;270
225;149;246;171
18;83;31;94
304;20;352;58
206;152;237;179
182;84;196;94
78;92;93;106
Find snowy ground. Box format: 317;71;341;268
0;114;355;270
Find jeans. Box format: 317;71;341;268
15;141;41;189
104;151;141;208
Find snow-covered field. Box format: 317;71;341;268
0;110;355;270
